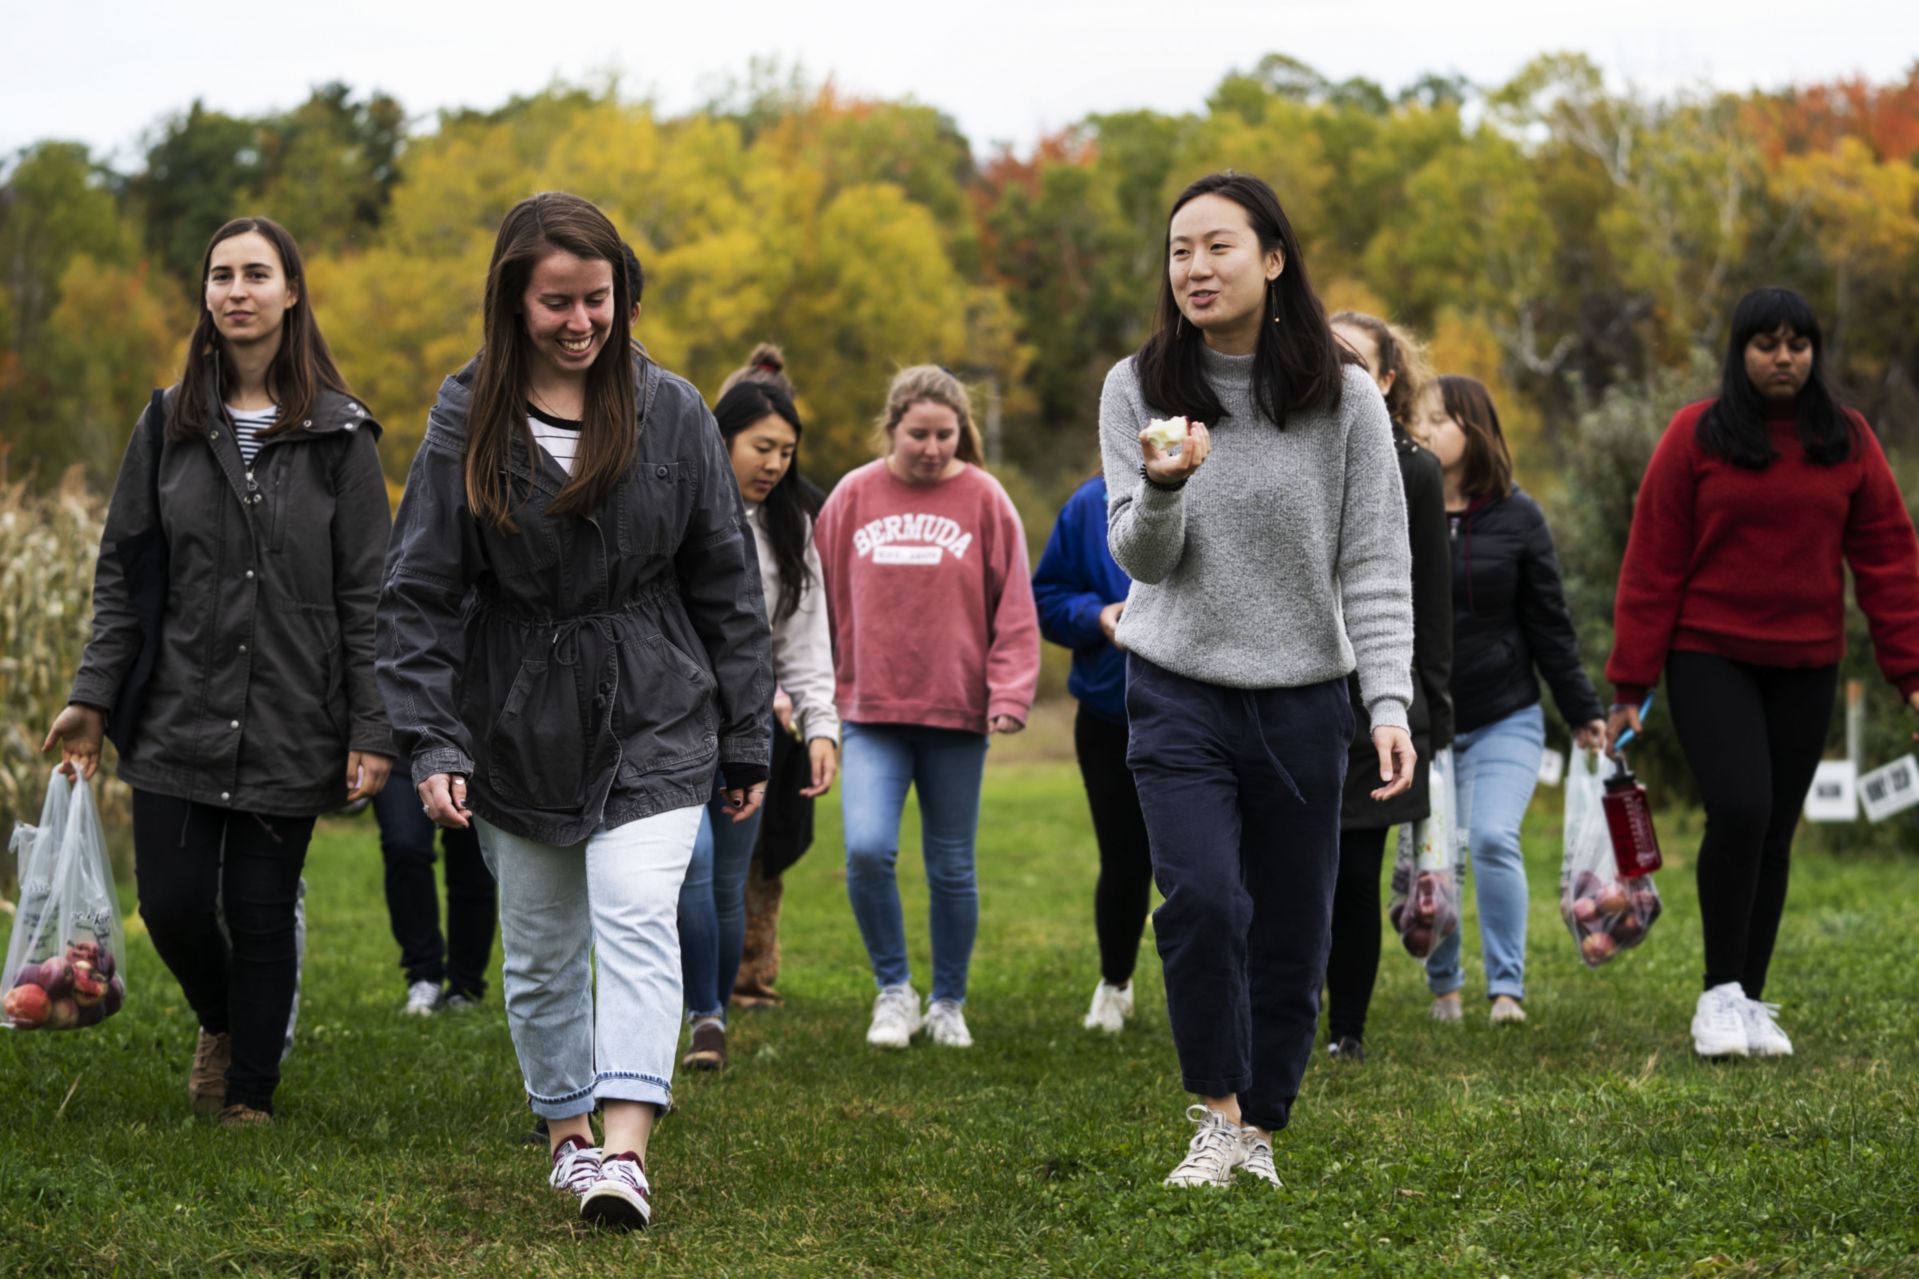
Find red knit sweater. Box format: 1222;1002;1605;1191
1606;399;1919;705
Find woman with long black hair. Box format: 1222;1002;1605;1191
1099;172;1415;1189
377;192;771;1228
1607;285;1919;1060
44;216;394;1126
677;345;839;1071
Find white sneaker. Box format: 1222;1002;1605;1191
1237;1129;1282;1188
1691;982;1751;1058
1742;997;1793;1057
866;984;922;1049
581;1151;652;1229
403;980;443;1016
1164;1105;1246;1187
925;999;973;1048
547;1135;602;1201
1083;980;1134;1034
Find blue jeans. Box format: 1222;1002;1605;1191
841;722;989;1005
1426;702;1545;1000
677;791;767;1023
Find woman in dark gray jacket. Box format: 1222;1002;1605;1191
376;194;771;1232
45;217;394;1126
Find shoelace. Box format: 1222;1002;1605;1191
1171;1105;1241;1177
600;1154;649;1198
1240;1137;1282;1186
550;1141;603;1195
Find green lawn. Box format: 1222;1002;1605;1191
3;756;1916;1277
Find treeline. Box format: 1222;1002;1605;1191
5;53;1919;496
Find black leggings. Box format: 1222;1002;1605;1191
131;790;314;1113
1074;705;1154;985
1665;651;1837;999
1324;825;1390;1043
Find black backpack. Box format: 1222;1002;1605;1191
105;389;170;755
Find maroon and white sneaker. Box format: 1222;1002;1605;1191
548;1135;602;1202
582;1151;652;1229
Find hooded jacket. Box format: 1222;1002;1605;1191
71;381;395;816
376;350;772;846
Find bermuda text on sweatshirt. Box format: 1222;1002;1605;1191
816;459;1041;733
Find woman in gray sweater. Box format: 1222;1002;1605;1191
1098;172;1415;1190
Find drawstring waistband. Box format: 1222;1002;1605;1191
1238;689;1305;806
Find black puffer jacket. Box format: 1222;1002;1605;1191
1448;486;1604;735
376;351;772;846
1344;429;1453;828
71;381;394;816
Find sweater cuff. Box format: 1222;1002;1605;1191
1895;673;1919;702
986;698;1031;728
1611;684;1650;709
722;762;770;790
1365;697;1410;736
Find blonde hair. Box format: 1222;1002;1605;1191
1329;311;1434;434
718;341;794;399
872;365;985;466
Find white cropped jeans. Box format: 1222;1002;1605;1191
475;806;701;1120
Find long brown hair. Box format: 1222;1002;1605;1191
871;365;985;466
1329;310;1432;432
169;217;351;442
1436;375;1513;500
466;192;636;530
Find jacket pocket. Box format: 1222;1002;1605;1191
613;630;717;777
616;461;691;555
485;656;588;811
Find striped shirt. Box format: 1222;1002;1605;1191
227;405;276;470
528;404;581;476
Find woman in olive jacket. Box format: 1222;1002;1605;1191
45;217;394;1126
376;194;771;1232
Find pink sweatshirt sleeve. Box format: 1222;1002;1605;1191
984;488;1041;725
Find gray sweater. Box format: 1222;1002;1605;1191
1098;347;1414;733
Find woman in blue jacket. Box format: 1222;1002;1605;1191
1033;473;1151;1034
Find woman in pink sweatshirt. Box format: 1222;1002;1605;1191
815;365;1041;1051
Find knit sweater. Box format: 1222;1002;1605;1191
1098;348;1414;733
1607;399;1919;704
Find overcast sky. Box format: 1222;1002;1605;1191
5;0;1916;166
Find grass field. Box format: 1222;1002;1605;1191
2;750;1917;1277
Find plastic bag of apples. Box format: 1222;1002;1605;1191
1387;748;1462;960
1560;750;1662;969
4;769;127;1031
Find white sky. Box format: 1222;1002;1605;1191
5;0;1916;166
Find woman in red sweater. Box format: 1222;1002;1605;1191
1607;286;1919;1060
815;366;1041;1052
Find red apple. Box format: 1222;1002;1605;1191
1401;924;1435;957
1581;933;1617;965
1597;882;1630;915
3;982;50;1028
45;996;79;1030
71;960;106;1006
1572;897;1598;922
74;1000;105;1028
1388;902;1406;930
65;939;102;968
37;956;74;999
103;975;125;1016
1611;913;1647;946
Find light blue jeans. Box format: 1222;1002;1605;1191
476;806;702;1120
841;722;989;1005
1425;702;1545;1001
677;795;767;1023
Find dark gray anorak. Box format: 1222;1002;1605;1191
376;351;772;846
71;382;395;815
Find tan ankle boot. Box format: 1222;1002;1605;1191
188;1029;231;1117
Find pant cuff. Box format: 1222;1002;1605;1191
1427;976;1464;997
594;1072;674;1116
1181;1071;1252;1099
527;1081;598;1121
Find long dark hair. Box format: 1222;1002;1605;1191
1136;172;1353;428
1437;375;1513;500
713;372;817;624
1698;287;1854;469
467;193;636;530
170;217;352;441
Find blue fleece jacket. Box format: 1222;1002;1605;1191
1033;475;1132;723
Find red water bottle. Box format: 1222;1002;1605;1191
1603;696;1663;878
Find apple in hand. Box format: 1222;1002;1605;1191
1142;416;1191;454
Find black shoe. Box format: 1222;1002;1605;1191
520;1114;551;1146
682;1018;726;1071
1327;1035;1366;1064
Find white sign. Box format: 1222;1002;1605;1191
1859;755;1919;823
1537;749;1566;787
1804;759;1858;823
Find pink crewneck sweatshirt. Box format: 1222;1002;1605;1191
816;460;1041;733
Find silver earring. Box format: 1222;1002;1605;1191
1176;314;1184;338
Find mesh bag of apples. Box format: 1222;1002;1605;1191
1387;748;1462;960
4;770;127;1031
1560;750;1662;968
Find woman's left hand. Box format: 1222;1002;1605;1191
1371;726;1417;801
346;751;393;802
990;715;1025;735
724;782;768;823
799;737;840;798
1572;719;1609;754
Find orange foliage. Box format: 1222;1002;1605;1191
1746;66;1919;165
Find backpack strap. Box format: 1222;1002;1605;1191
144;389;167;512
